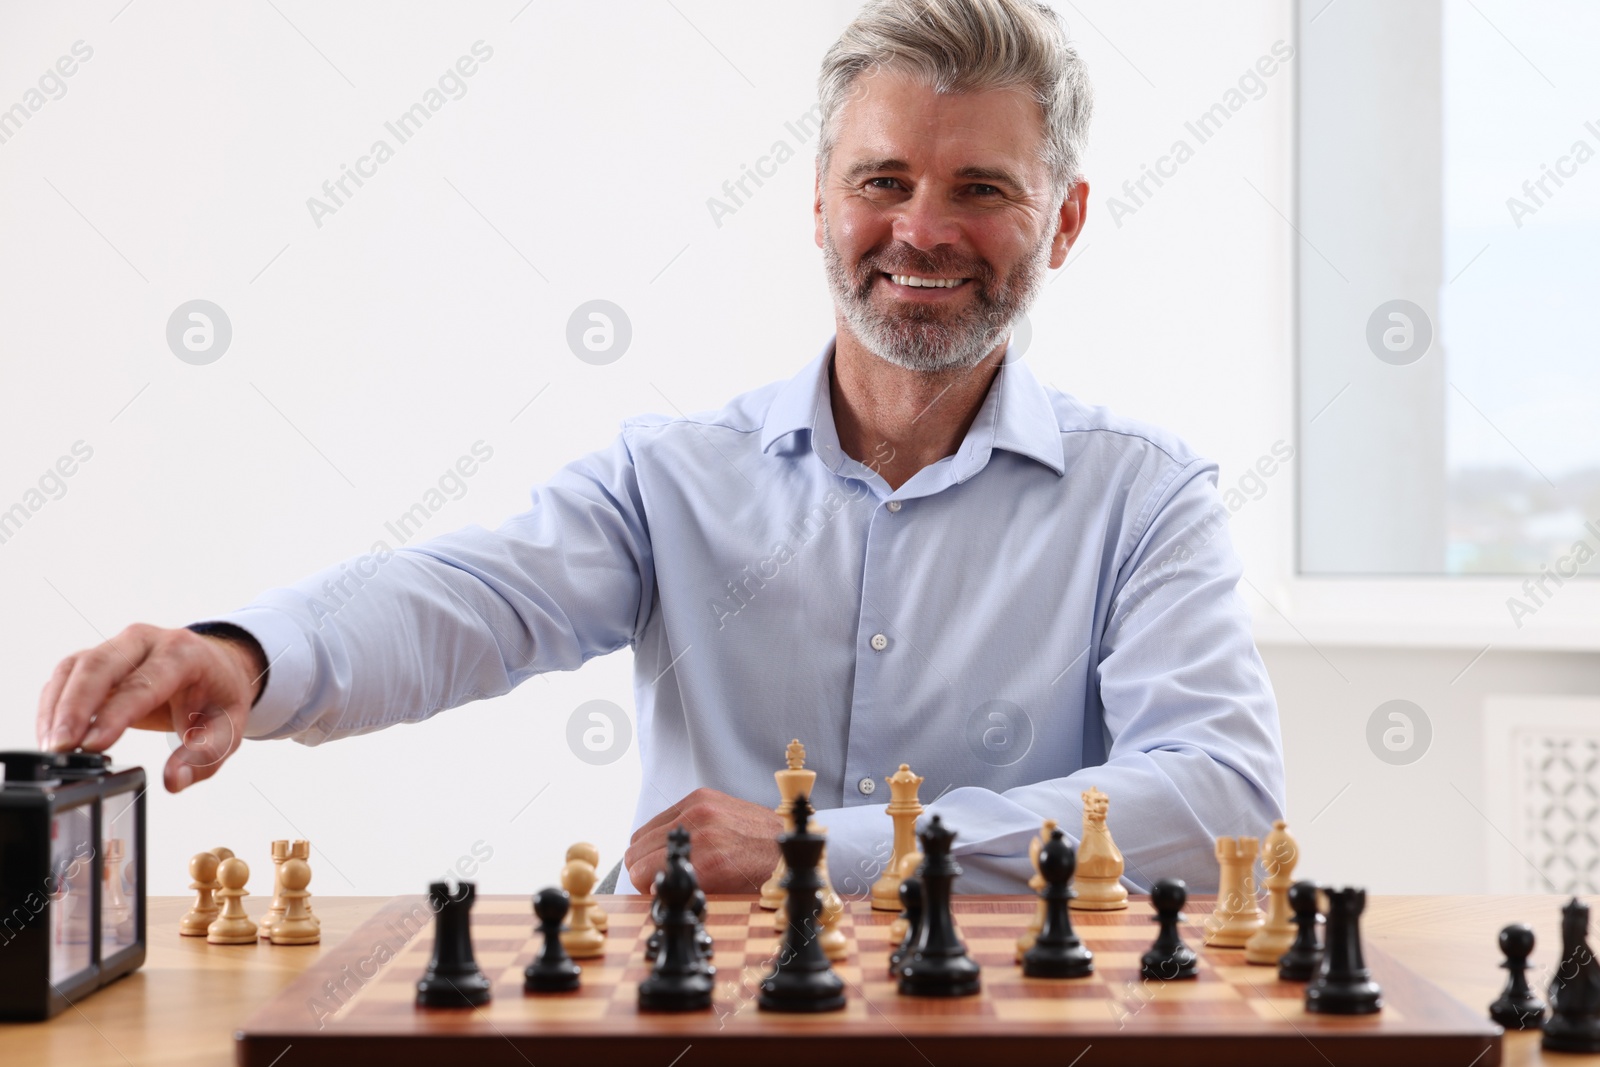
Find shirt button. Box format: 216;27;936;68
886;500;902;513
870;633;889;652
857;777;877;796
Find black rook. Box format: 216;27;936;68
1544;898;1600;1053
1304;886;1381;1016
416;881;491;1008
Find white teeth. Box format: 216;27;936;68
889;274;967;289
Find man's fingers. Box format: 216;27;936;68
163;699;248;793
623;830;660;871
626;846;667;892
162;749;199;793
629;787;726;843
36;657;75;748
82;646;204;751
129;705;177;732
44;627;160;751
630;801;691;843
164;739;235;792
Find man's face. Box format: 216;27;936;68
816;66;1085;373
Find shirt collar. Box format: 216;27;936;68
760;336;1066;480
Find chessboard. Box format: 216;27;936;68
236;893;1502;1067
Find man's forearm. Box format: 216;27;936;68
816;752;1283;897
188;435;651;744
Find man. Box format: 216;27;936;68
35;0;1284;897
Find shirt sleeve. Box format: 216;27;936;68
815;458;1286;895
192;432;654;744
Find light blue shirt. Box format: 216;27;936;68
210;339;1285;897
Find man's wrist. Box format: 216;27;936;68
186;622;269;708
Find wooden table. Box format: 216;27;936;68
2;895;1594;1066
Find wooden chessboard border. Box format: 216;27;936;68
235;894;1502;1067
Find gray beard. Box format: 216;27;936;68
821;213;1054;373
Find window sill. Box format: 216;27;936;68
1244;576;1600;652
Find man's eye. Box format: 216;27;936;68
971;184;1001;197
866;177;901;190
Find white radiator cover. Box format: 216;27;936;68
1484;695;1600;895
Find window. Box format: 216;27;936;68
1297;0;1600;577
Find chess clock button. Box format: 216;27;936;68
857;777;877;796
870;633;889;651
0;752;59;781
886;500;902;513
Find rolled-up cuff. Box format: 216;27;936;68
809;801;893;901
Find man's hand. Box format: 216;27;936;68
625;787;783;894
36;623;266;793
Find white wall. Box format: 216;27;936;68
4;0;1568;898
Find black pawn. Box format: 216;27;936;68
1278;881;1323;982
760;793;847;1012
638;829;715;1012
1544;897;1600;1052
645;890;664;962
416;881;492;1008
1140;878;1198;981
899;814;982;997
1489;923;1545;1030
888;877;923;978
692;888;715;960
1305;886;1382;1015
524;888;581;993
1022;829;1094;979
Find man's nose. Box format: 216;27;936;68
890;186;963;253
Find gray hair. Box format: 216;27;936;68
817;0;1094;198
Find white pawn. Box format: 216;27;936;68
566;842;607;934
180;851;221;937
207;857;258;944
269;859;320;945
560;858;606;959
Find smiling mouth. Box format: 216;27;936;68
881;272;971;290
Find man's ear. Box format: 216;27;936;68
814;162;826;249
1049;179;1089;269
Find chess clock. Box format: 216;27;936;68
0;750;147;1021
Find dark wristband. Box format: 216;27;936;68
186;622;269;709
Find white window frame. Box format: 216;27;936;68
1258;0;1600;652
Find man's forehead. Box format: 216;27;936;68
831;67;1046;175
